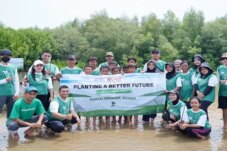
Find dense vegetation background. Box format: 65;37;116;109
1;9;227;70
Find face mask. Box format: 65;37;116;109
2;56;10;62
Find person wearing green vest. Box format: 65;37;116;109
142;60;162;123
7;86;46;140
45;85;80;134
217;52;227;131
165;63;181;102
179;97;211;139
178;61;194;108
24;60;53;111
0;49;19;118
87;56;99;75
143;49;166;72
194;62;218;119
162;90;188;129
61;55;83;76
189;54;205;86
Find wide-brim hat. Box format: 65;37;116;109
198;62;213;72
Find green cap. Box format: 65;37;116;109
25;86;38;93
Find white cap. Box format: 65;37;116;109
33;60;43;66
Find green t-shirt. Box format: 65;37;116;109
8;98;45;121
167;100;186;120
46;96;72;121
197;74;216;102
0;63;17;96
61;67;83;75
43;63;59;77
179;72;193;102
217;65;227;97
27;73;49;95
187;109;211;129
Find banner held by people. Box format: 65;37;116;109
60;73;166;116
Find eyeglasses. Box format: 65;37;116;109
221;57;227;60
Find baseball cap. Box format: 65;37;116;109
67;55;76;60
0;49;12;56
33;60;43;66
106;52;114;56
25;86;38;93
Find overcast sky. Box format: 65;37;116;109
0;0;226;29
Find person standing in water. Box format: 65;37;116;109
217;52;227;131
0;49;19;118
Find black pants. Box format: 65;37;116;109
200;100;212;120
36;95;49;111
46;117;77;133
142;113;157;122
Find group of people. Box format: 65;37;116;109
0;48;227;140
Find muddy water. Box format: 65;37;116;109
0;101;227;151
0;74;227;151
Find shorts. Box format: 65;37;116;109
218;96;227;109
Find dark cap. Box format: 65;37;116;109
150;49;160;54
25;86;38;93
192;54;205;62
67;55;76;60
0;49;12;56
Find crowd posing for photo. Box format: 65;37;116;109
0;48;227;140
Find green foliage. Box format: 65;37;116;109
0;9;227;70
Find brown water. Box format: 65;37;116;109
0;101;227;151
0;73;227;151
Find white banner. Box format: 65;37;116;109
60;73;166;116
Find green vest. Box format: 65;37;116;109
156;60;166;72
217;65;227;97
179;72;193;102
43;63;59;77
167;100;186;120
187;109;211;129
166;74;179;91
61;67;83;75
47;96;72;121
8;98;45;122
0;64;16;96
197;74;215;102
27;73;49;95
189;67;200;79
